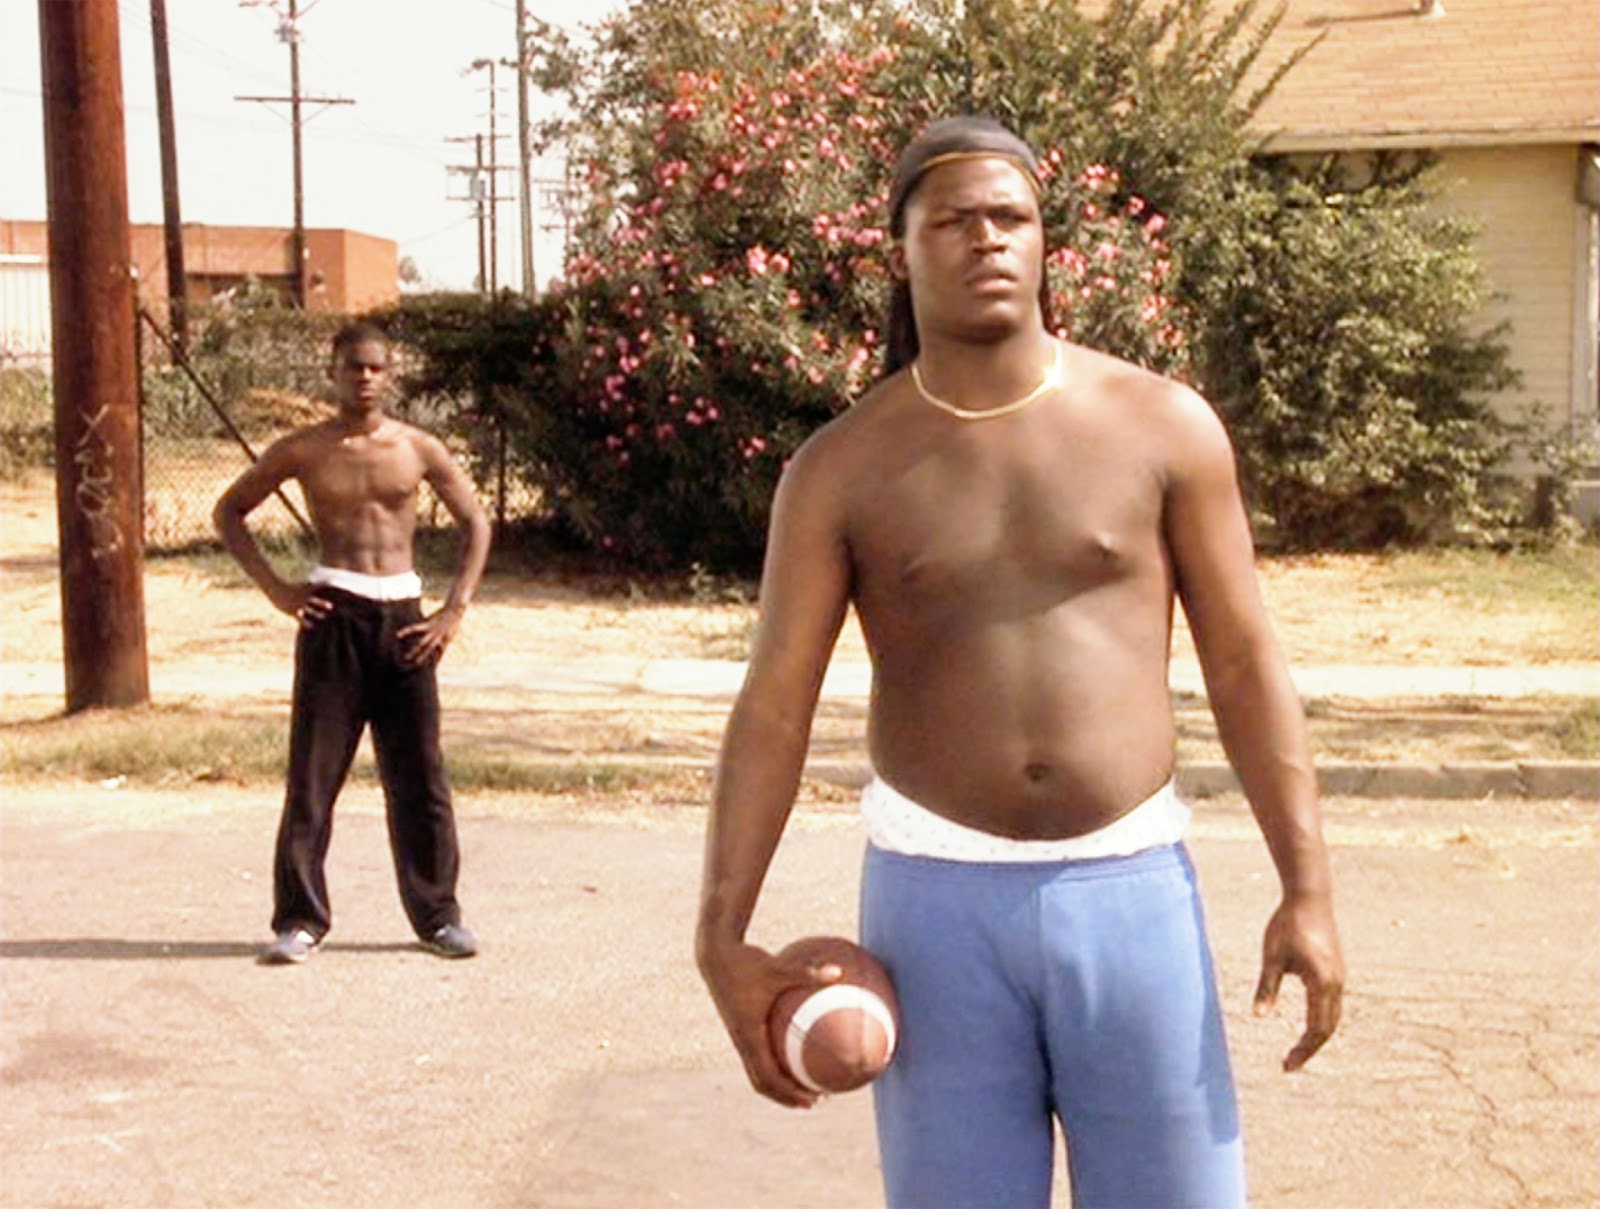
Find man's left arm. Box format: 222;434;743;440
1161;385;1345;1071
399;433;492;666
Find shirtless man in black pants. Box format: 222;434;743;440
215;322;490;965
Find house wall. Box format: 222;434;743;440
1431;143;1598;440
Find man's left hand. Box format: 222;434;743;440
1253;893;1344;1071
397;603;465;666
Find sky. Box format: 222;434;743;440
2;0;620;293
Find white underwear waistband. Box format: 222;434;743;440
308;565;423;602
861;776;1190;863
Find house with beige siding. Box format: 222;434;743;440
1243;0;1600;508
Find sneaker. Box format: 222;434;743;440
421;923;478;959
259;928;320;965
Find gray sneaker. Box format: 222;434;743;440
259;928;320;965
421;923;478;959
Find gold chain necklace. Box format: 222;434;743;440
910;344;1064;421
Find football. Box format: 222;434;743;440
767;935;900;1094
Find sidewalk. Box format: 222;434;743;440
468;654;1597;800
442;654;1600;703
3;652;1594;799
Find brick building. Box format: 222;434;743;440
0;219;397;363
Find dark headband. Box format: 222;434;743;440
888;117;1042;236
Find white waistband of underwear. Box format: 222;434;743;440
861;776;1189;863
308;565;423;602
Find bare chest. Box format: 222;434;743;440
298;441;426;517
847;419;1167;616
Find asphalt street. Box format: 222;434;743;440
1;783;1594;1208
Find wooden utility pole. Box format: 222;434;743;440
447;128;511;294
37;0;151;711
514;0;535;297
150;0;187;352
464;58;504;293
474;134;489;293
237;0;351;308
287;0;306;304
486;59;499;294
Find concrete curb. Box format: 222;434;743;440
1174;760;1600;801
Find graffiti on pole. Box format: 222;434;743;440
71;402;125;562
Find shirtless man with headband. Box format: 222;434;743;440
696;117;1344;1207
215;321;491;966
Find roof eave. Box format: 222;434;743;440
1255;124;1600;153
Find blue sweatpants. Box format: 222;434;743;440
861;842;1245;1209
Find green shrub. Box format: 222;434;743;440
1190;155;1522;546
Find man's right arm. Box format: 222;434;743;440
212;438;319;620
696;434;854;1107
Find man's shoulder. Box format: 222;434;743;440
803;374;908;448
388;418;450;453
263;418;339;462
1068;343;1194;403
1067;345;1217;430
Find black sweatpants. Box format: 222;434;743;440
272;587;462;941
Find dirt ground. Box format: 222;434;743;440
2;473;1594;780
3;469;1593;681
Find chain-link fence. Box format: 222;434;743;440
135;298;541;557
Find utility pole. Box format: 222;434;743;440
514;0;535;297
445;135;487;293
37;0;150;711
466;58;503;294
487;63;499;294
150;0;187;354
447;128;513;295
237;0;351;308
475;133;489;293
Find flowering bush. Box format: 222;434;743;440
508;1;1191;568
540;32;904;565
1038;157;1188;379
